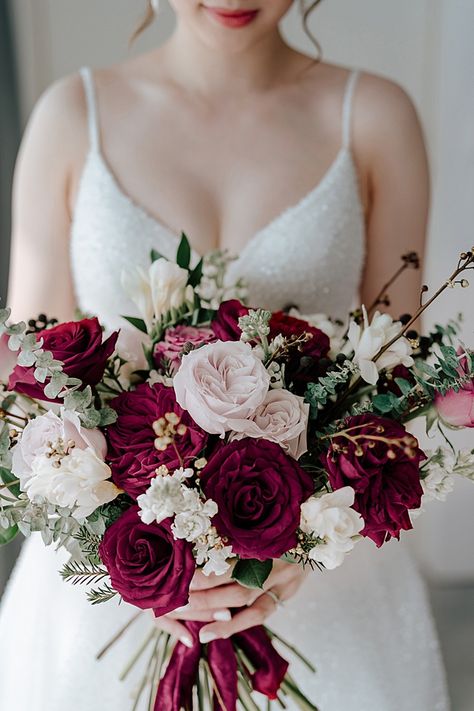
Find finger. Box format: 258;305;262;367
188;582;261;611
190;568;233;591
198;592;275;642
167;607;232;623
150;613;194;648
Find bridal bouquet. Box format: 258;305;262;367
1;237;473;711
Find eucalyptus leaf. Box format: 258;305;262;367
0;524;19;546
176;232;191;270
372;393;397;414
231;558;273;589
394;377;412;396
0;466;21;497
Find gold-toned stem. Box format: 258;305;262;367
367;262;409;316
0;478;20;492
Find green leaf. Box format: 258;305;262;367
372;393;397;414
150;249;166;264
394;377;412;396
188;258;203;288
122;316;148;334
176;232;191;270
0;524;19;546
0;467;21;497
425;406;438;435
231;558;273;589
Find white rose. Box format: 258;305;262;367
173;340;270;436
25;447;118;519
12;409;107;491
347;306;413;385
230;389;309;459
301;487;364;569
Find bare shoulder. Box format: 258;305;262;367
19;71;89;174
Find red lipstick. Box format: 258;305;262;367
204;6;259;28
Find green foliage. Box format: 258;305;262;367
176;232;191;270
87;582;118;605
123;316;148;334
188;258;204;288
0;524;19;545
60;559;109;586
0;466;21;497
73;526;102;565
304;366;354;419
231;558;273;589
150;248;166;263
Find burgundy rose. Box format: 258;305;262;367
99;506;195;616
323;414;425;547
200;438;314;559
269;311;330;392
107;382;208;499
154;325;216;372
8;318;118;401
211;300;249;341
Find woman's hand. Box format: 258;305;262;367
151;560;307;647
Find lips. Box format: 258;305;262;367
203;6;260;28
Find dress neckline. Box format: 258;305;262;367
76;143;358;261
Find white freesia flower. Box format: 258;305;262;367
25;447;118;519
347;306;414;385
301;487;364;570
122;258;192;331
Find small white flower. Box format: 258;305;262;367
137;475;185;524
422;468;455;502
202;545;234;576
172;509;213;542
301;487;364;570
347;306;414;385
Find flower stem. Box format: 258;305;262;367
96;609;142;660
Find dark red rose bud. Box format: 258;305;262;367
211;300;249;342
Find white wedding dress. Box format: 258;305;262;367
0;67;450;711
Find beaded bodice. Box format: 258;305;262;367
70;67;365;330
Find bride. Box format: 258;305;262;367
0;1;449;709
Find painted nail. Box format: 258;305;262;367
213;609;231;622
199;631;217;644
180;635;194;648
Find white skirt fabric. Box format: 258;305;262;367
0;533;449;711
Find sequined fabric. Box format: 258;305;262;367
0;67;449;710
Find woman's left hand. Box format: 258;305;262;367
165;560;308;644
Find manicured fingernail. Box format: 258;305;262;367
180;635;194;648
199;631;217;644
213;609;231;622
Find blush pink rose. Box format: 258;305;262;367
173;340;270;436
154;325;216;372
229;389;309;459
435;354;474;428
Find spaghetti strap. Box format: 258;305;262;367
342;69;360;149
79;66;100;152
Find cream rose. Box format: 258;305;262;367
173;340;270;436
229;388;309;459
